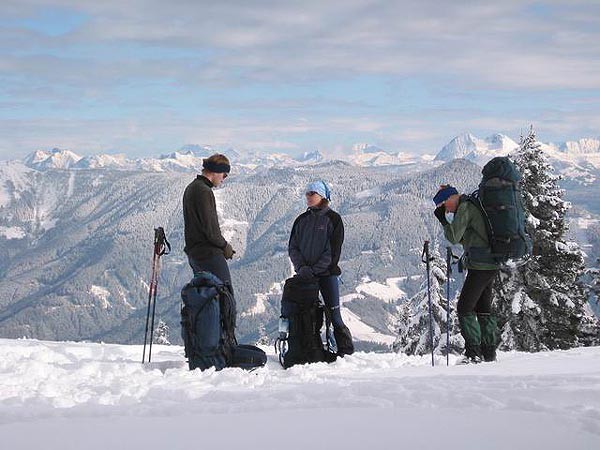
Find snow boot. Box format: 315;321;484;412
333;324;354;356
478;313;498;362
464;343;483;363
481;345;497;362
459;313;483;364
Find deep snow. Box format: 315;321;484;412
1;338;599;449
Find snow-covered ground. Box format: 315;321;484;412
1;338;600;449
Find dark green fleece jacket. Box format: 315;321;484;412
443;197;499;270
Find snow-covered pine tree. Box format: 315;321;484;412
495;126;599;350
393;244;462;356
256;323;271;346
581;260;600;342
586;261;600;309
153;319;171;345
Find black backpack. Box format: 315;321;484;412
276;276;336;369
465;157;532;265
181;272;266;371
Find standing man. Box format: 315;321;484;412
433;185;500;363
183;154;235;286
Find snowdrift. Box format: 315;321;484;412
1;338;599;449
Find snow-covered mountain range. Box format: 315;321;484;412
434;133;600;186
14;133;600;184
1;133;599;347
3;158;485;347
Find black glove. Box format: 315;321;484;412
223;243;236;260
297;265;314;280
434;204;449;226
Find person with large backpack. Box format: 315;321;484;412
433;157;530;363
181;153;266;371
287;180;354;357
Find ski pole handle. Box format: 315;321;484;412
154;227;171;256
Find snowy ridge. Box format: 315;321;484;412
0;160;35;208
560;138;600;155
12;133;600;175
434;133;519;164
434;133;600;186
1;338;599;449
23;148;82;170
349;142;429;167
74;153;135;169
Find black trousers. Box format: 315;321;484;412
188;254;233;293
457;269;499;316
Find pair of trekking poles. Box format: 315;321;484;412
421;241;459;367
142;227;171;364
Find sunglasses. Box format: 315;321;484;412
305;191;318;197
222;172;228;179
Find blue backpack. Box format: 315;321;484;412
180;272;266;371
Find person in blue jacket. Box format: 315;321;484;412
288;180;354;356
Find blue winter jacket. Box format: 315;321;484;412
288;206;344;277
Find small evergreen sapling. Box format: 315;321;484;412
394;244;463;356
154;319;171;345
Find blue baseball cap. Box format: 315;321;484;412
433;185;458;205
306;180;331;201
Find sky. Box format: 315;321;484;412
1;0;600;160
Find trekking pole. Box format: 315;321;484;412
142;227;171;364
421;241;434;367
446;247;451;366
445;247;460;366
445;247;452;366
142;251;158;364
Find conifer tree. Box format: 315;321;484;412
394;244;462;356
495;127;599;350
154;319;171;345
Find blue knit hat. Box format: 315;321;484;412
306;180;331;200
433;185;458;205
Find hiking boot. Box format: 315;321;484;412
481;345;497;362
334;325;354;356
457;344;484;364
458;354;483;365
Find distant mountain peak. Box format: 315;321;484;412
24;148;82;170
352;143;385;154
295;150;324;163
435;133;518;163
560;138;600;155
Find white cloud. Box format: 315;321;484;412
1;1;599;158
3;0;600;88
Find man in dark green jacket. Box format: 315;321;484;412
433;185;499;363
183;153;235;287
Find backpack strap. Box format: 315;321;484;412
461;191;495;247
218;284;238;363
